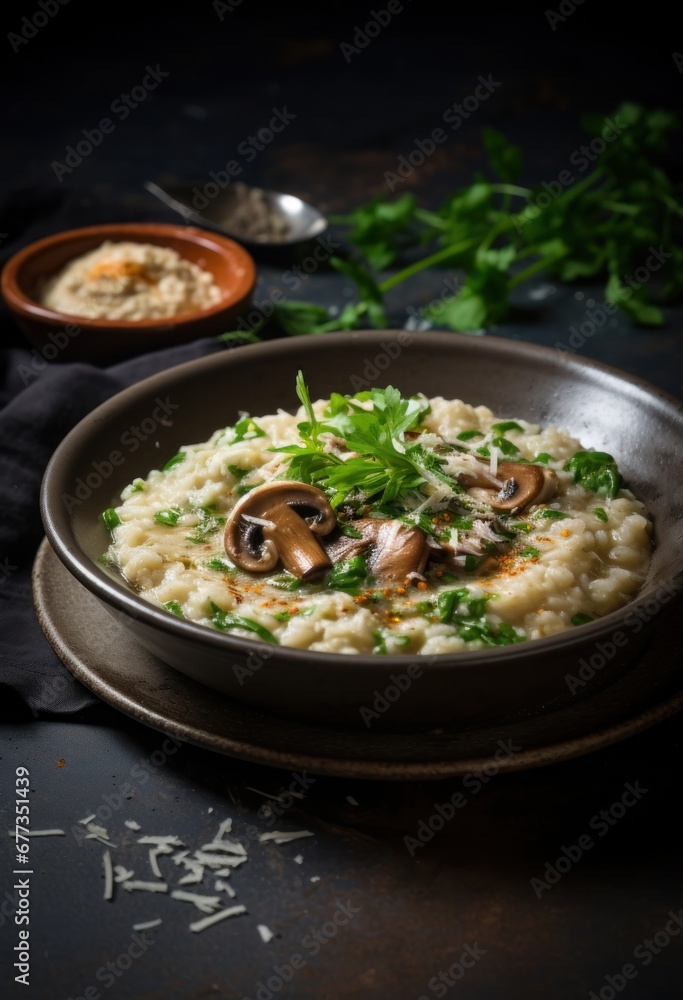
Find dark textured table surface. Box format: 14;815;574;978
2;4;683;998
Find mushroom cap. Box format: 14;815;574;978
224;481;336;573
459;460;557;512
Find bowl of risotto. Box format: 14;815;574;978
40;331;683;727
1;222;256;363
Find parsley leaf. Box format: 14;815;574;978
209;601;279;644
564;450;623;499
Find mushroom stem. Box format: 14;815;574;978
224;481;337;579
263;505;332;580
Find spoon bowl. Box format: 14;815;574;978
145;180;328;249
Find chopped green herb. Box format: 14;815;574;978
455;619;526;646
162;452;186;472
571;612;595;626
186;506;227;543
102;508;121;531
456;429;482;442
564;450;623;499
339;522;363;539
153;507;182;527
538;509;570;520
227;465;252;480
234;481;262;498
221;416;265;445
533;453;555;465
491;421;524;433
272;605;315;622
209;601;278;643
464;554;479;572
372;630;388;654
519;546;541;559
129;479;145;493
269;573;302;591
205;558;236;574
164;600;184;617
437;588;490;623
492;435;519;457
328;555;368;593
594;507;608;522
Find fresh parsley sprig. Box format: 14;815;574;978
220;103;681;340
279;375;443;506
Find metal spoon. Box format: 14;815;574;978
144;179;328;248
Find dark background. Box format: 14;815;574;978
2;3;683;999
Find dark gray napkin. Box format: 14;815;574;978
0;337;225;718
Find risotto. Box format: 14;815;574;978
40;240;223;320
101;377;652;655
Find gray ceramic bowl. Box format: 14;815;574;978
40;331;683;729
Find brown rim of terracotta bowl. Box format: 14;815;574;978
0;222;257;328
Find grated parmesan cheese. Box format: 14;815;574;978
132;919;162;931
103;850;113;901
189;905;247;933
258;830;314;845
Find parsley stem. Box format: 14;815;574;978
491;183;532;198
508;251;567;289
658;192;683;218
414;208;449;229
378;238;478;292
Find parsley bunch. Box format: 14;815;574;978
220;103;681;339
278;373;438;507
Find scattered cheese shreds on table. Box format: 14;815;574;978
103;849;113;901
189;905;247;933
138;835;184;847
215;818;232;839
258;830;314;845
201;840;247;856
122;880;169;893
171;890;222;914
114;865;135;883
133;919;162;931
214;879;236;898
87;822;111;840
23;811;321;937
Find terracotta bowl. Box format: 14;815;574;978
40;331;683;729
1;223;256;364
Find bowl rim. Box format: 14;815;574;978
40;330;683;672
0;222;257;329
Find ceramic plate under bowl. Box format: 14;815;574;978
39;331;683;728
33;539;683;779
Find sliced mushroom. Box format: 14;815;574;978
225;482;336;580
458;460;557;512
324;517;430;583
366;519;430;582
